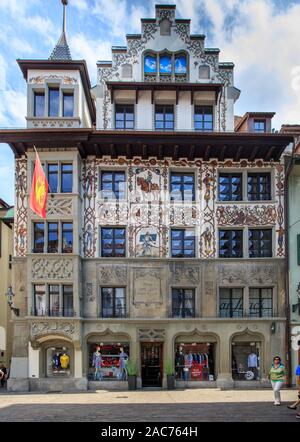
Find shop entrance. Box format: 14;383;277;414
141;342;163;387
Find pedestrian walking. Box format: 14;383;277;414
269;356;286;405
287;364;300;411
0;364;7;387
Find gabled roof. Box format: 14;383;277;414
235;112;276;131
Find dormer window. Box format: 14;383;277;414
49;87;59;117
34;92;45;117
254;119;266;133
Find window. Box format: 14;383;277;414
219;174;242;201
249;288;273;317
115;105;134;130
33;222;45;253
34;284;46;316
101;287;126;318
101;171;126;200
219;230;243;258
248;173;271;201
170;173;195;201
34;92;45;117
62;223;73;253
63;285;73;317
48;87;59;117
63;92;74;117
219;288;243;318
172;288;195;318
48;222;59;253
171;229;195;258
61;164;73;193
46;346;71;377
254;120;266;133
101;228;126;257
194;106;213;131
249;229;272;258
49;285;60;317
48;164;59;193
144;53;157;75
155;105;174;130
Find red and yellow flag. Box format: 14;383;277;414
30;148;48;219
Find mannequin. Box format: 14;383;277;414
92;346;103;381
118;347;128;381
52;352;61;371
60;353;70;369
248;350;258;380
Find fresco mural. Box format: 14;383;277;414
144;55;157;74
135;227;160;257
175;55;187;74
160;55;172;74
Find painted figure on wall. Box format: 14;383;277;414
84;170;93;196
85;224;94;252
137;171;159;193
136;227;159;257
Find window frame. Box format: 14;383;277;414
249;287;273;318
34;91;45;117
219;287;244;318
219;229;243;258
155;104;174;131
247;172;271;201
33;222;45;253
62;222;73;254
100;170;126;200
194;105;214;132
253;119;266;133
61;163;73;193
101;287;126;318
62;91;74;118
170;172;195;202
171;228;196;258
48;87;60;117
63;285;74;317
171;288;196;318
101;227;126;258
218;173;243;202
248;228;273;258
115;104;135;130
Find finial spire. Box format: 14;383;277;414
62;0;68;34
49;0;72;60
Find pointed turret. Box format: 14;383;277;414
49;0;72;60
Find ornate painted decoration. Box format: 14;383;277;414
15;158;27;257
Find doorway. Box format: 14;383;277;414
141;342;163;387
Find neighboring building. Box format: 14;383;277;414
281;124;300;385
0;3;294;391
0;199;14;369
235;112;276;133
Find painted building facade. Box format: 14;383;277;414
0;3;295;391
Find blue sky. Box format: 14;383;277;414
1;0;300;205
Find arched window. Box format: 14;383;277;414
160;53;172;75
199;65;210;80
160;19;171;36
175;53;187;74
121;64;132;79
144;53;157;75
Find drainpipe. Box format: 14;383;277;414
284;140;296;388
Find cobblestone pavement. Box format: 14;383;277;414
0;388;299;422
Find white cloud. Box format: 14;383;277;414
0;90;27;128
71;0;88;11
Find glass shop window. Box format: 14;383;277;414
232;342;260;381
88;343;130;381
174;342;215;381
46;346;71;377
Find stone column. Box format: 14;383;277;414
216;332;234;388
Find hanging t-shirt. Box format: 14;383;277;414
248;353;258;368
60;354;70;369
53;354;60;368
295;365;300;376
